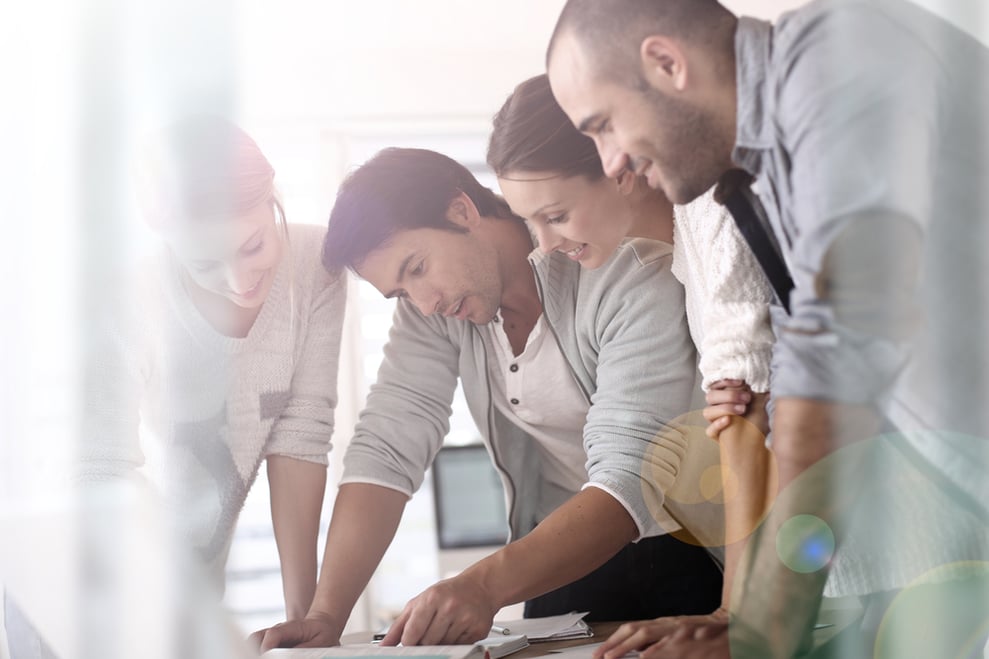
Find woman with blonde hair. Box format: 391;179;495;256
80;116;345;618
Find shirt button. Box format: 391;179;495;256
510;398;520;405
509;364;519;373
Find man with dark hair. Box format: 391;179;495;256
548;1;989;658
252;148;726;650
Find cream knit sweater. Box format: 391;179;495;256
673;190;775;392
80;223;345;575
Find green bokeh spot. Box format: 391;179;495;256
776;514;835;573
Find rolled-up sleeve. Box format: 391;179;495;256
579;244;702;539
340;299;461;497
265;272;347;465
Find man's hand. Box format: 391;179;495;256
593;609;729;659
381;574;498;647
249;611;342;653
639;619;731;659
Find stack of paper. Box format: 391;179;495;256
490;612;593;643
477;633;530;659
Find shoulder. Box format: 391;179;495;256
283;222;345;292
580;237;682;306
773;0;925;72
604;237;673;276
674;188;730;235
284;222;328;271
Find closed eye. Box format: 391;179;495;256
546;213;568;225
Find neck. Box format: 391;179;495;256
625;187;676;243
487;217;541;316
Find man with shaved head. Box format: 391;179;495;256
548;0;989;657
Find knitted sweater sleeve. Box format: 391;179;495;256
674;190;775;392
264;238;347;464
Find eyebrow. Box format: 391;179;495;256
532;201;562;217
383;253;417;299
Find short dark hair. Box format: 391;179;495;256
323;147;515;271
547;0;733;83
487;73;604;181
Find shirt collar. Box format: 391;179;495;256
732;16;775;175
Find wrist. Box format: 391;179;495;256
305;600;346;630
460;554;508;610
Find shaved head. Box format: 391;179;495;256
546;0;740;205
547;0;734;86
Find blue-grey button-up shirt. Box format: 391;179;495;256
731;0;988;497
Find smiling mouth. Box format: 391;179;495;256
563;244;587;259
237;275;266;299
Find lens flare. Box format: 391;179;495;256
776;514;835;573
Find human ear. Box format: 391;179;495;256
616;169;636;196
445;191;481;228
639;35;689;93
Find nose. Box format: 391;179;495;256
226;264;257;295
532;223;562;255
598;139;629;180
407;281;443;316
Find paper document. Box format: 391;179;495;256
490;612;593;643
265;633;530;659
265;645;485;659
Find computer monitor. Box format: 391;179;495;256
431;444;509;549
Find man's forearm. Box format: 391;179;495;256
307;483;408;627
461;487;638;609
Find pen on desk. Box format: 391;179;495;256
491;625;511;635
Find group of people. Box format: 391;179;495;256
42;1;988;658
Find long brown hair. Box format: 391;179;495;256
487;73;604;181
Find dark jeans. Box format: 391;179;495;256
523;533;723;621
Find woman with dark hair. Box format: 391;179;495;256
488;74;777;620
79;116;346;618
